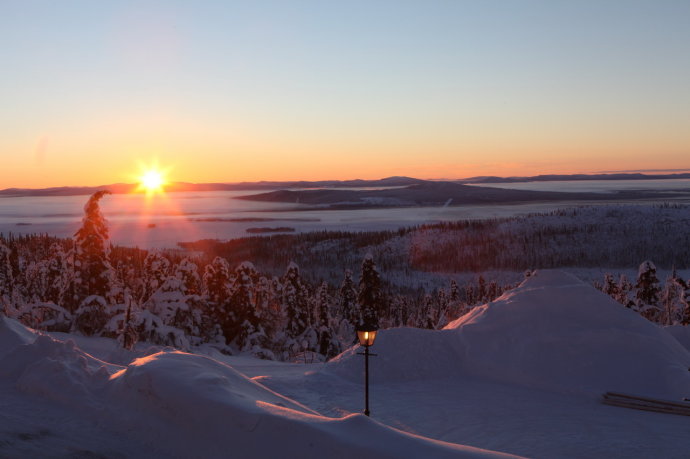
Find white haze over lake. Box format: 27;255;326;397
1;180;689;249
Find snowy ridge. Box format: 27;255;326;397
448;270;690;397
0;317;515;458
327;270;690;399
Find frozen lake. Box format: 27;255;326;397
1;179;689;248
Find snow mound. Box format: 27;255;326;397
0;315;37;358
0;333;113;408
666;325;690;353
108;351;317;426
327;270;690;399
106;351;511;458
448;270;690;397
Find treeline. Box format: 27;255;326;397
0;192;512;361
408;205;690;272
595;260;690;325
180;204;690;281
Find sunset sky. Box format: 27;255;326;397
1;0;689;188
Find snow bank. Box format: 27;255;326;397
0;323;121;410
449;270;690;398
107;350;318;428
0;315;36;358
327;270;690;399
0;317;514;458
666;325;690;353
105;351;513;458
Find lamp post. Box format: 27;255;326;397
356;326;378;416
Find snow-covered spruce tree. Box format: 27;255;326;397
659;269;687;326
148;275;189;327
449;279;460;303
435;288;449;329
23;259;50;303
635;260;661;322
315;281;340;359
420;294;436;329
202;256;231;341
253;275;283;358
203;257;231;308
465;284;475;306
176;257;202;296
336;269;358;346
281;262;312;356
389;295;408;327
225;262;263;350
142;250;171;302
0;240;16;316
71;191;115;335
601;273;618;297
680;278;690;326
615;274;634;307
357;253;381;329
116;290;138;350
477;275;487;304
45;242;71;306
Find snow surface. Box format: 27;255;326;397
3;271;690;458
0;318;511;458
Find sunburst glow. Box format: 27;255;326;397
138;168;167;194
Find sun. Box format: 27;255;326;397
137;168;167;194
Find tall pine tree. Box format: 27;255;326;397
71;191;115;335
358;253;381;329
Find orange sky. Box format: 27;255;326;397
1;2;689;188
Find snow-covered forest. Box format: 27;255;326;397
180;204;690;280
0;192;515;362
2;193;690;363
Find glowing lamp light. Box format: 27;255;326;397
356;327;378;347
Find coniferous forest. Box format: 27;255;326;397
2;193;690;361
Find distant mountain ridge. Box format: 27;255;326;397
1;172;689;197
460;172;690;184
0;176;425;197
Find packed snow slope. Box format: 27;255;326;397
328;270;690;399
0;316;515;458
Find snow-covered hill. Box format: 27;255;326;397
0;316;514;458
2;270;690;458
327;270;690;398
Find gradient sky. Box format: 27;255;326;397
1;0;689;187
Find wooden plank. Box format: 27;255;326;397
604;392;690;410
602;398;690;417
602;394;690;414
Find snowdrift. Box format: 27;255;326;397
329;270;690;399
0;317;513;458
0;315;36;358
107;352;513;458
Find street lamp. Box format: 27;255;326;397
356;325;378;416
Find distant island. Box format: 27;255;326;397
245;227;296;234
235;180;689;209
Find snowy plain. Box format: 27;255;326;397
2;271;690;458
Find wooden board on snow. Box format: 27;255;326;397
602;392;690;417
